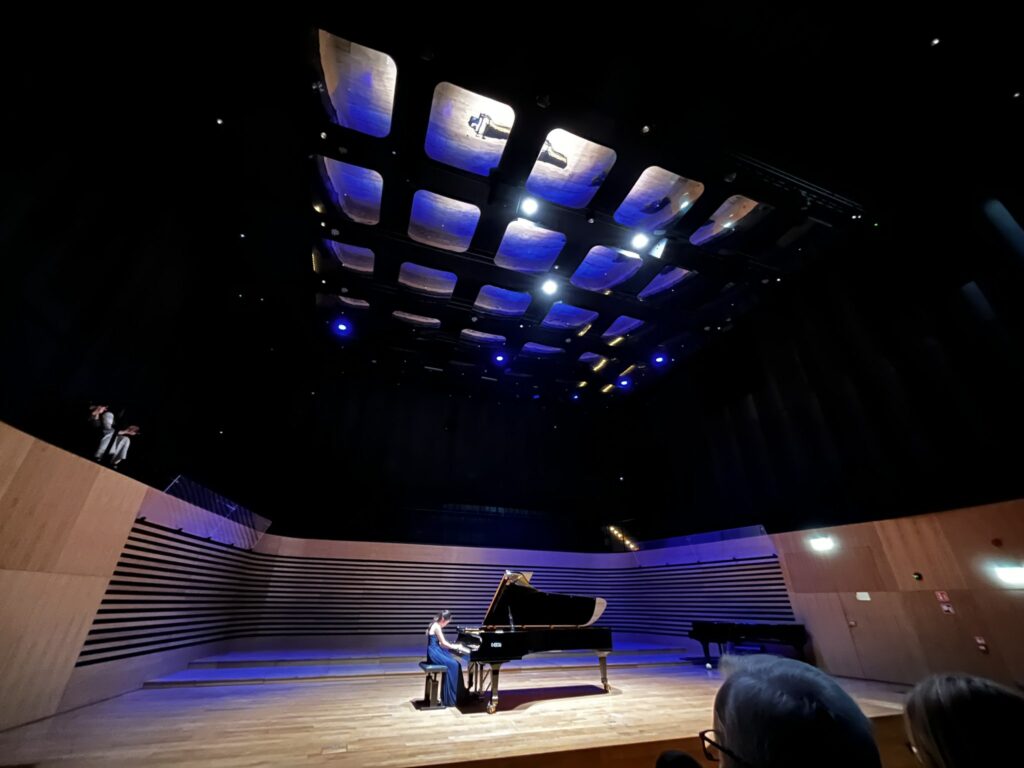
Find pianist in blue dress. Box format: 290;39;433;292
426;610;470;706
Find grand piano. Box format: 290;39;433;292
689;620;808;664
456;571;613;713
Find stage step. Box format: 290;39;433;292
146;650;693;688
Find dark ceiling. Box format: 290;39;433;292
2;11;1023;549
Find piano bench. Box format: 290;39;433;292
419;662;448;709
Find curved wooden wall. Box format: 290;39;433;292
76;519;793;666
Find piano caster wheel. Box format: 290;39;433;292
603;683;610;693
486;703;497;714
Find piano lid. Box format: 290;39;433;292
480;570;608;628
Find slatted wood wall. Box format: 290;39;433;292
77;519;794;666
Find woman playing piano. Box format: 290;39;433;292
426;610;471;706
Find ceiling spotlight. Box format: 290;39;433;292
618;378;631;388
239;233;246;239
333;319;352;338
520;197;539;216
641;125;651;134
678;199;690;210
494;354;506;363
587;216;595;224
313;203;324;213
631;233;650;250
541;279;558;296
931;37;940;46
572;394;580;400
320;131;328;139
722;220;734;229
1014;92;1021;99
216;118;224;125
653;354;666;366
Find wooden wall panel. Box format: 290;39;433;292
775;523;897;593
969;589;1024;682
0;424;145;730
839;592;928;684
899;590;1007;679
788;592;863;678
0;570;109;729
873;514;966;592
776;500;1024;687
932;501;1024;591
0;422;33;501
0;440;101;573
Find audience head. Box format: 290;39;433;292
655;749;701;768
904;673;1024;767
709;655;881;768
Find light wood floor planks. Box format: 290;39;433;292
0;664;909;768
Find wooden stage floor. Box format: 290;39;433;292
0;663;910;768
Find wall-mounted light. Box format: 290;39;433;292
994;566;1024;586
541;279;558;296
808;535;835;553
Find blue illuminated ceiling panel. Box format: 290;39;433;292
398;263;458;298
321;158;383;225
494;220;566;275
424;82;515;176
408;190;480;253
525;129;616;209
570;247;643;292
473;285;532;317
638;266;693;300
318;31;397;137
613;166;704;230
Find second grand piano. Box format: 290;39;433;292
457;571;613;713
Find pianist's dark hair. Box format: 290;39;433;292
433;609;452;623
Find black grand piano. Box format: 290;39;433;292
689;620;808;664
457;571;613;713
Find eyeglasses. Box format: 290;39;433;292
905;741;923;763
698;730;754;767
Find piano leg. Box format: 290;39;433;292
486;663;502;714
598;652;610;692
701;640;711;665
468;662;488;696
